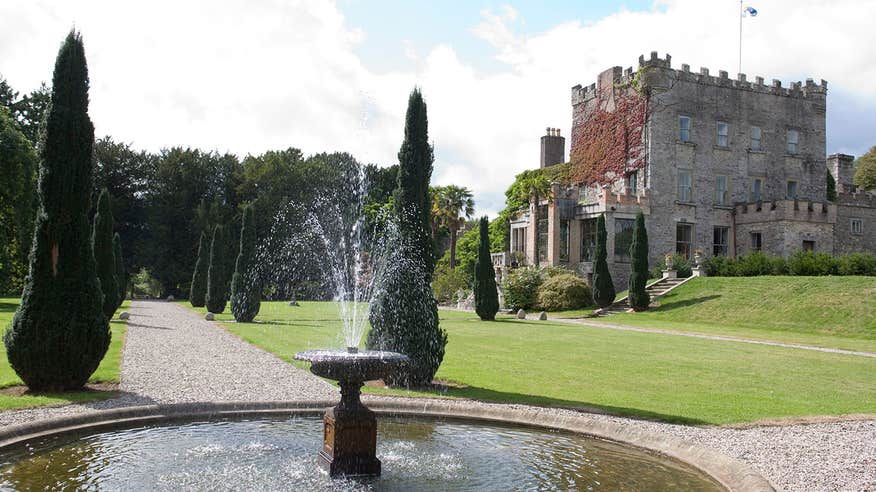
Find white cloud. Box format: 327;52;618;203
1;0;874;219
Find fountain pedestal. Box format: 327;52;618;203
294;348;409;478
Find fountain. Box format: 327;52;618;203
294;347;408;478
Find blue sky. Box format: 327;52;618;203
2;0;874;217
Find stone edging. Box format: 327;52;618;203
0;399;775;491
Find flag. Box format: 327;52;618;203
743;6;758;17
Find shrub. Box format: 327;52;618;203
650;253;692;278
501;266;543;310
837;253;876;276
4;31;111;391
704;255;737;277
536;273;592;311
787;250;838;276
628;212;650;311
735;251;783;276
431;264;470;304
132;268;162;298
474;217;499;321
230;204;261;322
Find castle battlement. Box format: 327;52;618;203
734;199;836;224
837;190;876;208
572;51;827;106
576;188;651;217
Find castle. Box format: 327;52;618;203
506;52;875;289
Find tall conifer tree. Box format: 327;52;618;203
4;31;111;390
93;189;118;319
113;233;126;308
474;216;499;321
230;204;260;322
628;211;650;311
205;225;228;314
592;213;616;308
367;88;447;387
190;231;208;307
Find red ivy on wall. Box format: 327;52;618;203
570;85;649;186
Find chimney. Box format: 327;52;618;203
540;127;565;168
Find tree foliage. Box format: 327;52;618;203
854;146;876;191
113;233;126;308
474;216;499;321
4;31;110;391
230;204;260;322
0;107;37;294
205;225;229;314
93;189;119;319
628;212;649;311
432;185;474;270
592;213;615;308
826;170;837;202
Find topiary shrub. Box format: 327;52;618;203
230;204;261;322
4;31;111;391
474;216;499;321
431;264;470;304
536;273;592;311
501;266;543;310
787;250;838;276
205;225;229;314
628;212;650;311
92;189;118;319
190;231;208;307
591;213;615;308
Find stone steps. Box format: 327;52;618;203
594;276;692;317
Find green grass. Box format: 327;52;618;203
0;298;128;411
193;301;876;425
602;277;876;352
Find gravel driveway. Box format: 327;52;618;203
0;300;872;491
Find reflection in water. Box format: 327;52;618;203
0;416;723;491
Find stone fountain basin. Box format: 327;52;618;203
294;349;409;382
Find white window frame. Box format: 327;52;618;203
678;169;692;202
851;218;863;235
715;175;729;206
716;121;729;147
750;126;762;151
787;129;799;154
679;115;691;142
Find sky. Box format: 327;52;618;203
1;0;875;217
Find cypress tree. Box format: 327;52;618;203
591;213;616;308
189;231;208;307
205;225;228;314
367;88;447;387
474;216;499;321
230;204;260;322
112;233;125;309
93;189;118;319
4;31;111;391
628;211;650;311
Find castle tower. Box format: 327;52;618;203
828;153;856;193
540;127;565;168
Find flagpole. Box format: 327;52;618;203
738;0;743;75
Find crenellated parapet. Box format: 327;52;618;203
572;51;828;106
576;187;651;217
734;199;836;224
837;190;876;208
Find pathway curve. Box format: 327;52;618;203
545;316;876;358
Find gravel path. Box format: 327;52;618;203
0;300;873;491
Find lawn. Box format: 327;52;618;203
0;298;128;411
194;301;876;425
601;276;876;352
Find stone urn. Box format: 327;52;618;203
664;254;675;269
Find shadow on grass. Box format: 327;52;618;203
0;302;18;314
653;295;722;312
417;385;708;425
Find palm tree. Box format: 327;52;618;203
515;172;553;266
435;185;475;269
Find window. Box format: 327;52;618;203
750;126;762;151
676;223;693;259
786;180;798;199
614;218;635;262
716;121;729;147
851;218;863;235
750;232;763;251
787;129;799;154
559;220;570;262
714;175;729;206
713;226;729;256
678;115;691;142
750;178;763;202
581;219;597;261
626;171;638;195
537;205;548;262
511;228;526;254
678;170;692;202
802;240;815;252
